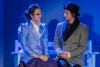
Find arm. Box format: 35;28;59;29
69;26;88;58
42;27;49;56
18;24;35;56
54;24;62;56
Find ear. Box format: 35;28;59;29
30;14;34;18
72;13;75;17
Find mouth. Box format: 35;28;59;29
65;17;68;19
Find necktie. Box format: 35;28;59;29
67;23;71;30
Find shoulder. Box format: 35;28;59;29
57;21;66;27
79;23;89;33
20;22;28;27
18;22;28;32
79;22;88;29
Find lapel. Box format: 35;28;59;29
28;21;43;39
62;18;80;42
38;23;44;40
39;22;44;35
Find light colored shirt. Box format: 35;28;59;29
31;20;39;34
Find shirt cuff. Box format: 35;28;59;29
67;52;70;58
57;51;62;56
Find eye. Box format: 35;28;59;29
34;14;42;16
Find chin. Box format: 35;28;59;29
36;20;40;22
65;18;69;20
65;18;68;20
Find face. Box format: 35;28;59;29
64;9;74;20
30;8;42;22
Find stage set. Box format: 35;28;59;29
0;0;100;67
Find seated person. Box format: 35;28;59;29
54;2;88;67
18;4;57;67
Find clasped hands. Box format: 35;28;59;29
33;54;48;61
59;51;69;59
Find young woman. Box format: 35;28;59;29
54;2;88;67
18;4;57;67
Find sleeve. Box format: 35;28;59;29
69;26;89;58
42;27;50;57
54;24;63;56
18;24;35;56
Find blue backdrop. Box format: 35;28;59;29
2;0;100;67
0;0;4;67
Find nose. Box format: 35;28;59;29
64;12;66;17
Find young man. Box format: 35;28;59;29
54;2;88;67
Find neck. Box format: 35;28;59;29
68;18;75;24
31;19;38;25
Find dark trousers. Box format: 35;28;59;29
57;58;81;67
18;57;58;67
73;64;81;67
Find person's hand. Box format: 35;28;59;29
40;55;48;61
33;54;40;58
59;51;69;59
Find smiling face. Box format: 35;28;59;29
30;8;42;22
